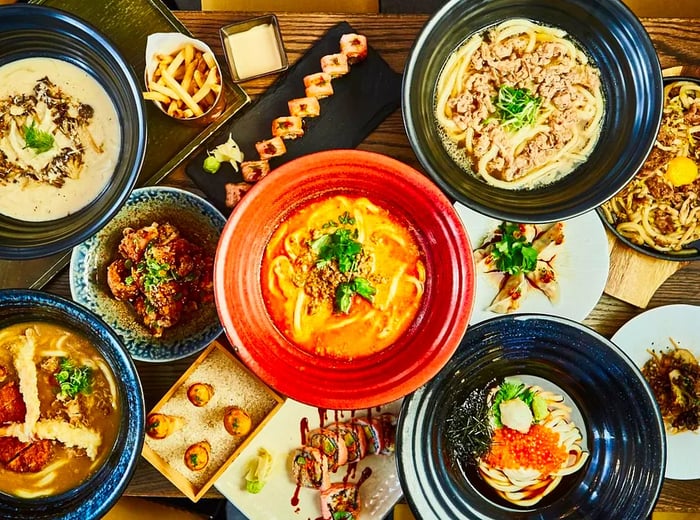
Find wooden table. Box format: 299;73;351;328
37;10;700;514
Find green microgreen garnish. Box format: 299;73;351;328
490;223;538;275
494;85;541;130
55;358;92;399
22;121;55;153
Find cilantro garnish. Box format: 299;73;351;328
55;358;92;399
22;121;55;154
309;214;376;314
494;85;541;130
335;277;376;314
490;223;538;275
310;228;362;273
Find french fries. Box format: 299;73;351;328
143;43;222;120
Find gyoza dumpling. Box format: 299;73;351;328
526;259;559;303
487;272;528;313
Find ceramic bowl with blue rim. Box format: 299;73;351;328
70;186;225;362
0;289;144;519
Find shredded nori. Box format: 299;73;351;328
445;383;494;466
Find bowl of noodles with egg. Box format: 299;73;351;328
0;5;146;260
0;289;144;519
599;75;700;260
402;0;663;223
396;314;666;519
214;149;476;410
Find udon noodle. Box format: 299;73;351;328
261;195;425;360
601;81;700;253
435;18;604;189
0;322;119;498
477;381;588;507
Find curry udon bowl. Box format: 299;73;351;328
397;314;666;519
0;5;146;259
0;289;144;519
214;149;476;410
402;0;663;223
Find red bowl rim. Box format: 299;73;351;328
214;149;475;409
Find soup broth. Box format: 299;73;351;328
261;195;426;360
0;57;121;221
0;322;120;498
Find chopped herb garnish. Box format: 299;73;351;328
494;85;541;130
22;121;55;154
338;211;356;225
310;228;362;273
490;223;538;275
55;358;92;399
138;249;177;292
334;277;376;314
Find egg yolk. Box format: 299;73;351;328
665;156;698;186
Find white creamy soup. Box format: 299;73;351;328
0;57;121;221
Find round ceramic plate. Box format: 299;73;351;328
70;186;225;362
397;314;665;520
455;203;610;324
611;304;700;480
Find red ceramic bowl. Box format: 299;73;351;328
214;149;475;409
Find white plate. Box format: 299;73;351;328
214;398;403;519
611;304;700;480
454;203;610;324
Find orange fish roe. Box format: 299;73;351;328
482;424;568;477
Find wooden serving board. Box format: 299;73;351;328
603;66;694;308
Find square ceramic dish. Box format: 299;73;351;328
141;340;285;501
220;14;288;82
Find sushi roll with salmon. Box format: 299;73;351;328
291;445;330;490
376;413;397;455
320;483;361;520
351;416;381;456
329;422;367;464
306;428;348;471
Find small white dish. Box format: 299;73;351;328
611;304;700;480
454;202;610;324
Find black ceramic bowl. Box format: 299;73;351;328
397;314;666;519
402;0;663;223
0;5;146;260
598;76;700;261
0;289;144;519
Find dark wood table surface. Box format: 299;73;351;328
36;10;700;514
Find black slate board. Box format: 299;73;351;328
186;21;403;214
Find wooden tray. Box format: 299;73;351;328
603;65;695;308
0;0;250;290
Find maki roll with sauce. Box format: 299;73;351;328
292;445;330;490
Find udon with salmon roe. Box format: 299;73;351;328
447;377;588;507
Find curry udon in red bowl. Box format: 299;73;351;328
214;150;475;409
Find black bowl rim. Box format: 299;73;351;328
402;0;663;223
396;313;666;520
597;75;700;262
0;4;147;260
0;288;145;519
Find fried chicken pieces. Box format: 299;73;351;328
107;222;214;337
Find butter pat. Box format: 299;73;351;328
220;15;288;82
